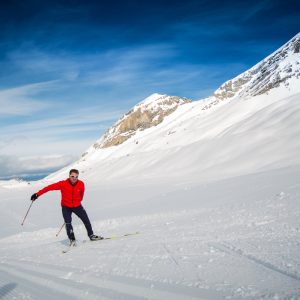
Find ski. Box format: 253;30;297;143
61;232;140;253
87;231;140;242
103;231;140;240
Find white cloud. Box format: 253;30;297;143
0;81;56;116
0;153;75;179
7;48;79;75
0;72;126;178
0;105;125;177
7;43;179;88
81;43;178;86
0;106;124;143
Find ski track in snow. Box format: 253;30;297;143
0;258;218;300
210;242;300;283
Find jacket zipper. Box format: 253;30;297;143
72;184;74;207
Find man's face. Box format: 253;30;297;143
69;172;78;184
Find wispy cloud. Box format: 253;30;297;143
7;48;81;80
2;40;247;102
0;153;75;179
241;0;274;21
0;81;55;116
0;105;124;157
0;99;114;179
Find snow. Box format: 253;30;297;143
1;167;300;299
138;93;165;106
0;35;300;299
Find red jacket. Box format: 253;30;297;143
37;179;85;208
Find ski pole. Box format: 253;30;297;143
56;222;65;237
21;201;34;226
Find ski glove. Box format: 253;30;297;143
31;193;38;201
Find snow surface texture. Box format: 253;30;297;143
0;34;300;299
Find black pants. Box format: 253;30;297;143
62;205;93;240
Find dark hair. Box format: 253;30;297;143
69;169;79;175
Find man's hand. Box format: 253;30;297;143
30;193;38;201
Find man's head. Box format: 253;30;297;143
69;169;79;184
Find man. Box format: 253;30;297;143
30;169;103;244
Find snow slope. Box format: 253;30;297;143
0;33;300;299
0;166;300;299
46;85;300;186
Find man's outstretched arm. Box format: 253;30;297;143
30;181;62;201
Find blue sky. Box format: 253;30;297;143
0;0;299;179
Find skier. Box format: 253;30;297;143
30;169;103;244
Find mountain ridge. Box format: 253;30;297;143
38;33;300;184
202;33;300;110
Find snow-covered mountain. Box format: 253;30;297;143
204;32;300;109
90;93;191;149
45;33;300;185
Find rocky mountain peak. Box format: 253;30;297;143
92;94;191;149
202;33;300;110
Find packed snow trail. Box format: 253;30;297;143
0;232;224;300
1;166;300;299
0;259;219;300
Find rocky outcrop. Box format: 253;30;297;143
294;41;300;53
92;94;191;149
202;33;300;110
